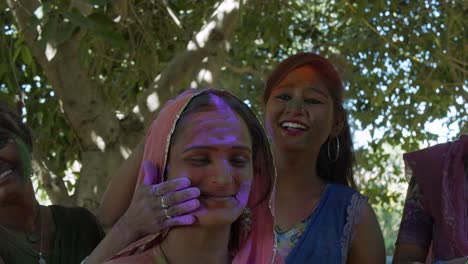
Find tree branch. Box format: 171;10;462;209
136;0;248;124
224;60;266;79
11;0;120;149
161;0;184;30
32;144;74;205
11;0;125;210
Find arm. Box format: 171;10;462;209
347;202;386;264
87;162;200;263
84;216;141;263
97;140;145;228
393;176;433;264
393;244;427;264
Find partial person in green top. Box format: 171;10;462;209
0;101;104;264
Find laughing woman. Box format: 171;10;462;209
263;53;385;263
98;89;279;263
0;102;104;263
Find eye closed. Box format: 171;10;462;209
304;98;323;105
229;155;251;168
185;155;210;166
184;154;251;168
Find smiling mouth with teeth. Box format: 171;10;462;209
0;169;13;180
281;122;307;130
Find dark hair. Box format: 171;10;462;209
170;89;274;252
263;53;356;188
0;101;33;151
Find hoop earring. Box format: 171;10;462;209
327;136;340;162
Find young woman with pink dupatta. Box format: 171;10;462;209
88;89;280;263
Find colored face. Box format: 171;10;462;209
264;66;335;152
0;128;31;206
167;99;253;227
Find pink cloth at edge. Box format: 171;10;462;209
403;134;468;260
105;88;282;264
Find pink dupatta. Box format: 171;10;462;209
403;134;468;259
106;89;280;263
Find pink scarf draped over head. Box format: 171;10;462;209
107;88;280;264
403;134;468;259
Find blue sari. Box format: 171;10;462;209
284;184;367;264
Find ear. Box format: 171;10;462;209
330;109;345;137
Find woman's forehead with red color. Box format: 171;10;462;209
272;66;331;99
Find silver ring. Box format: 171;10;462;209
161;196;169;209
151;186;162;197
163;209;172;220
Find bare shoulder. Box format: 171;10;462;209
348;201;386;264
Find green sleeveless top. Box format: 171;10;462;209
0;205;104;264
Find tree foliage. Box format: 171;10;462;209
1;0;466;210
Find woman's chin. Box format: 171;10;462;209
193;208;243;227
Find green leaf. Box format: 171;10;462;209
62;11;94;29
21;46;33;65
41;16;58;44
65;180;73;192
26;15;41;33
56;22;77;45
88;13;115;32
86;0;109;6
14;37;24;49
96;29;126;48
0;92;13;103
6;78;17;93
77;40;90;66
88;14;126;48
0;63;8;78
12;43;22;62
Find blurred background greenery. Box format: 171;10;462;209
2;0;466;256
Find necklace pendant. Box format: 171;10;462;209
39;253;46;264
